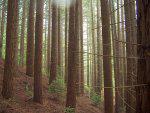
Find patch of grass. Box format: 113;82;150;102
90;89;102;106
64;106;75;113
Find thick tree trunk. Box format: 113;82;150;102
33;0;44;104
124;0;137;112
66;0;77;109
100;0;114;113
49;3;58;84
2;0;18;99
26;0;35;77
136;0;150;113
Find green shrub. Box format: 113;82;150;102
64;107;75;113
48;73;66;100
90;90;101;106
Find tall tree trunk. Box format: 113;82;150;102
110;0;124;112
2;0;18;99
100;0;114;113
75;0;80;96
47;0;51;74
0;0;6;58
33;0;44;104
66;0;77;109
86;20;90;87
124;0;136;112
90;0;97;90
79;0;84;95
20;0;27;66
49;2;58;84
96;0;102;95
26;0;35;77
136;0;150;113
65;0;68;83
58;7;61;67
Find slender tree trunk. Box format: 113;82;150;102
79;0;84;95
0;0;6;58
49;2;58;84
136;0;150;113
20;0;27;66
90;0;97;90
100;0;114;113
47;0;51;74
58;7;61;67
26;0;35;77
86;20;90;87
33;0;44;104
2;0;18;99
96;0;102;95
65;0;68;83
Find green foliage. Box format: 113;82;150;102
48;68;66;100
64;107;75;113
90;90;101;106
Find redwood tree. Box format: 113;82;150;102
1;0;18;99
136;0;150;113
33;0;44;104
49;2;58;84
26;0;35;77
100;0;114;113
66;0;77;109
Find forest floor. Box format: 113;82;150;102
0;59;103;113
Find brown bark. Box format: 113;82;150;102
136;0;150;113
33;0;44;104
26;0;35;77
124;0;137;112
20;0;27;66
66;0;77;109
2;0;18;99
58;7;61;67
91;0;97;90
47;0;51;74
79;0;84;95
96;0;102;95
49;3;58;84
100;0;114;113
65;0;68;83
110;0;124;112
75;0;80;96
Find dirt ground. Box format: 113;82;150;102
0;60;103;113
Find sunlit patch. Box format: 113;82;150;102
52;0;76;7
